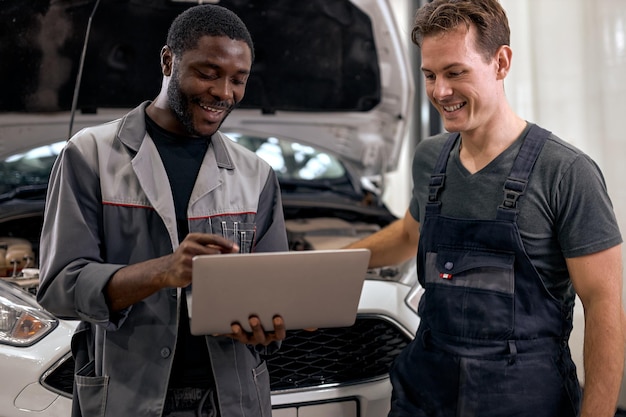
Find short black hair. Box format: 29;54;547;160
167;4;254;62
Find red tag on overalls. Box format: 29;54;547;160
439;273;453;280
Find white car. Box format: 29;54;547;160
0;1;421;416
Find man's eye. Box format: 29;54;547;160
199;71;218;80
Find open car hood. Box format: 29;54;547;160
1;0;414;174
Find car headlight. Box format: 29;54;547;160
0;281;57;347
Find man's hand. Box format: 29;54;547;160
161;232;240;288
226;316;286;346
105;233;239;312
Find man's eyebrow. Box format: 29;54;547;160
421;63;463;73
201;61;251;76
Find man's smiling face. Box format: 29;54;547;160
421;25;502;135
167;35;252;139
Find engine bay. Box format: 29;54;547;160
0;216;385;294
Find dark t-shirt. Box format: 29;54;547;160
146;115;213;389
409;123;622;308
146;116;208;242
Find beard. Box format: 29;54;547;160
167;72;201;138
167;68;234;140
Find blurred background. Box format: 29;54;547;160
386;0;626;407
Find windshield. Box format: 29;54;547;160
0;135;346;199
0;142;65;197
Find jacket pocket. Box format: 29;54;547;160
252;360;272;417
207;217;257;254
74;360;109;417
422;247;515;339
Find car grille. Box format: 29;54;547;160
41;354;74;396
265;316;411;391
42;316;411;396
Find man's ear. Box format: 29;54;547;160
161;46;173;76
495;45;513;80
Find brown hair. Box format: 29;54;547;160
411;0;510;61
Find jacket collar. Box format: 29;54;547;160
117;101;235;170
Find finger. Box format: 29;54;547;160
249;316;266;345
187;233;240;253
272;316;286;341
183;240;239;256
205;243;240;254
229;323;248;344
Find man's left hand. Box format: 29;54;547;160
226;316;286;346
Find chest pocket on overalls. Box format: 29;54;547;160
422;247;515;339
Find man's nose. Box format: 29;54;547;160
432;77;453;100
210;77;233;101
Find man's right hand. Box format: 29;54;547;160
162;233;239;288
105;233;239;312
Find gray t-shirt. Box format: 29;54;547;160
409;123;622;306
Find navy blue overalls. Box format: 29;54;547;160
389;125;582;417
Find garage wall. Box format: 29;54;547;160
385;0;626;407
501;0;626;406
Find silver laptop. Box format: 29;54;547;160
188;249;371;335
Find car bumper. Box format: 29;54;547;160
0;280;419;417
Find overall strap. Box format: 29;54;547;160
425;133;460;215
496;124;551;221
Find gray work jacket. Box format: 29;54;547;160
37;102;289;416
